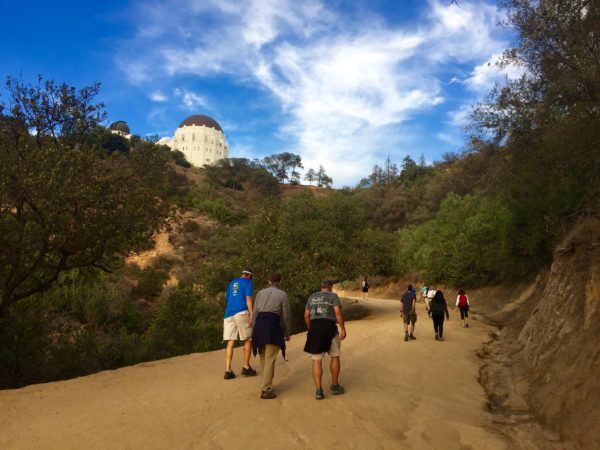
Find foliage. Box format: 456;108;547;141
204;158;279;194
146;287;223;357
130;266;169;300
192;198;241;225
262;152;303;184
231;191;386;303
469;0;600;265
170;149;191;168
0;77;175;318
316;165;333;188
304;168;317;185
397;193;515;286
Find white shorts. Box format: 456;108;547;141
223;311;253;341
309;334;341;360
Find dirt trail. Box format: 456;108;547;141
0;299;508;449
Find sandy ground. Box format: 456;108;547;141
0;298;509;450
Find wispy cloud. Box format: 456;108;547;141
149;90;168;102
173;88;209;111
118;0;511;186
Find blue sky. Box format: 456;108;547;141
1;0;519;187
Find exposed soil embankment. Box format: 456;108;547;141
474;216;600;449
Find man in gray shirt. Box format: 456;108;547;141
251;273;292;399
303;280;347;400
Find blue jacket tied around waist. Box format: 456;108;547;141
252;312;286;358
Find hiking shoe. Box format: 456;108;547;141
435;334;439;340
261;390;277;399
315;388;324;400
224;370;235;380
410;335;416;340
330;384;345;395
241;366;257;376
404;334;409;342
438;336;444;341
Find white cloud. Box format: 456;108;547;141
173;88;209;111
464;52;525;93
120;0;512;186
150;90;168;102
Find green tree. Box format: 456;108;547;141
262;152;303;184
0;77;175;319
316;165;333;188
304;168;317;185
470;0;600;265
397;193;514;286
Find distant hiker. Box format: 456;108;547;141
430;290;450;341
420;285;429;304
223;269;256;380
425;288;436;315
456;289;470;328
251;273;292;399
304;280;347;400
361;277;369;299
400;284;417;341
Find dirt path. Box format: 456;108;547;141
0;299;508;449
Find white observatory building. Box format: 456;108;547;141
160;115;229;167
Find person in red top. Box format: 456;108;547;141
455;289;470;328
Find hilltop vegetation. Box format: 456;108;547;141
1;0;598;388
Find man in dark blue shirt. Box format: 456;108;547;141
400;284;417;341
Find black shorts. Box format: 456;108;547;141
459;306;469;319
362;287;369;293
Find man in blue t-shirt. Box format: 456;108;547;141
223;269;256;380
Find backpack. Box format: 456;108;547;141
458;294;468;307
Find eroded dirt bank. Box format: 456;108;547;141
473;216;600;449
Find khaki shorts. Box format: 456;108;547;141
223;311;252;341
309;334;341;360
403;311;417;325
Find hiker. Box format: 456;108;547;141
361;277;369;299
430;290;450;341
304;280;347;400
420;285;429;305
251;273;292;399
223;269;256;379
400;284;417;341
456;289;470;328
425;288;436;316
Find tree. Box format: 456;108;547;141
261;152;303;183
304;168;317;185
0;77;176;319
316;165;333;188
470;0;600;262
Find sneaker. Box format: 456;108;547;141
409;334;416;340
438;336;444;341
404;334;409;342
315;388;324;400
330;384;345;395
466;323;469;328
241;366;257;376
260;390;277;399
224;370;235;380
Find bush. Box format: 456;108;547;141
146;287;223;357
182;219;200;233
396;192;514;287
